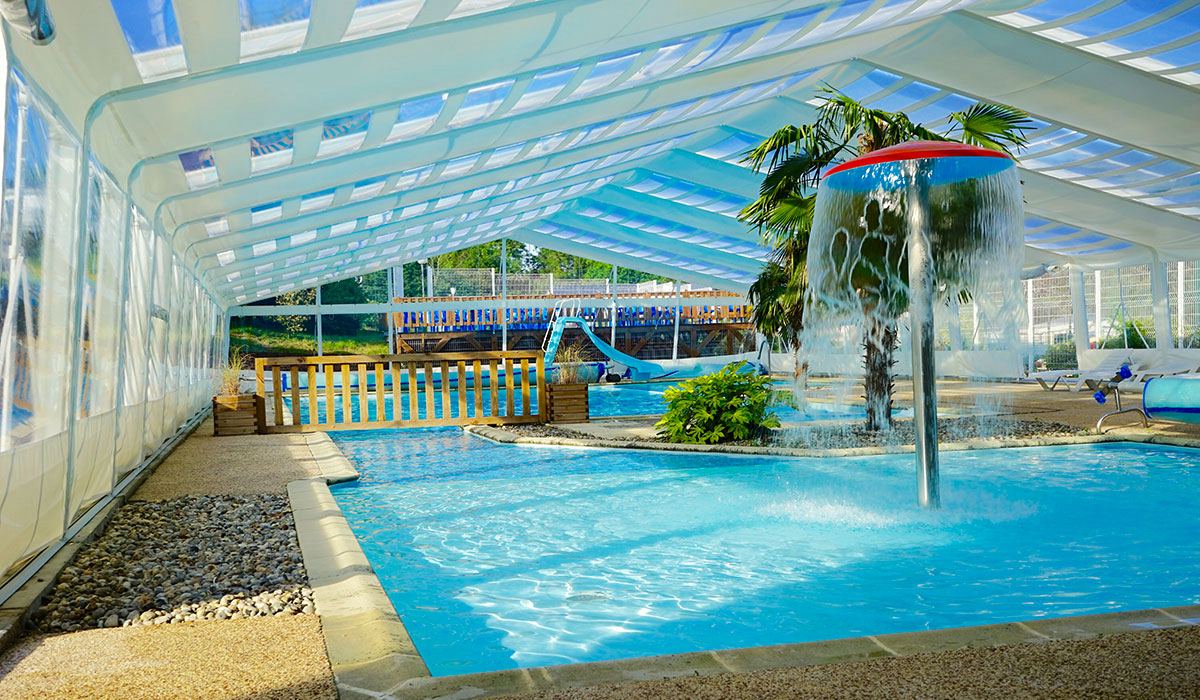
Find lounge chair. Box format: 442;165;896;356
1120;360;1200;388
1076;357;1144;392
1027;368;1078;391
1028;355;1139;392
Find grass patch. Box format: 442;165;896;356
230;326;388;358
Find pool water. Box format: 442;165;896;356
285;380;896;422
330;430;1200;676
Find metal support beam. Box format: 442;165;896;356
610;264;617;345
501;238;508;351
672;279;681;361
1069;267;1091;365
1150;255;1173;350
315;284;323;355
907;162;939;509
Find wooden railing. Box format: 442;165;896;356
254;351;545;433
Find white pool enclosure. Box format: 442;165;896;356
0;0;1197;592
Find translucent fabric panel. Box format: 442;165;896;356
145;233;172;451
114;210;153;474
0;77;81;581
69;167;128;518
0;80;81;450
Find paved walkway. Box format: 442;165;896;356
500;626;1200;700
0;417;339;700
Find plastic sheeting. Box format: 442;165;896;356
0;73;222;585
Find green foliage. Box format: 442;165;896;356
319;279;368;334
271;288;315;334
655;363;781;444
1100;320;1155;350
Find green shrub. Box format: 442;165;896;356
1099;320;1154;350
655;362;781;444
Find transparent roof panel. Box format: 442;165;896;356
239;0;312;60
250;128;294;173
447;79;515;128
317;111;371;159
343;0;425;42
110;0;186;81
388;93;448;142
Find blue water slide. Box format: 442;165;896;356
545;316;667;381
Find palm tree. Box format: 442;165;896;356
748;232;807;379
739;86;1031;431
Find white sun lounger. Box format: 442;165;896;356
1030;356;1140;392
1116;360;1200;389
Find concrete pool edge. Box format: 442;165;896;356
296;430;1200;700
466;424;1200;456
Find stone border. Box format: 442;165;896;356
0;407;210;653
465;424;1166;457
289;479;430;700
297;429;1200;699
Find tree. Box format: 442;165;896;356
739;86;1031;431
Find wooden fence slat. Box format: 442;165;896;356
272;366;283;426
504;358;515;418
341;364;352;423
520;359;531;416
472;360;482;417
375;363;385;422
408;363;418;420
457;361;467;418
290;367;300;426
324;367;333;427
424;362;435;420
307;366;317;425
440;360;451;419
391;361;402;422
358;363;369;422
489;359;499;418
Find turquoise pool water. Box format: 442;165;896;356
285;379;892;422
329;430;1200;676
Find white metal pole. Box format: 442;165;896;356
672;279;680;361
490;267;496;296
501;239;508;351
1179;261;1186;347
1026;279;1035;373
1150;256;1173;351
1070;268;1090;365
315;284;323;356
610;264;617;345
1094;270;1102;348
387;267;395;354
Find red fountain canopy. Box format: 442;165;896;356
824;140;1013;178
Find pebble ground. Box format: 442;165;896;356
33;494;314;632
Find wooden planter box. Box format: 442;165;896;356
213;394;264;436
547;383;589;423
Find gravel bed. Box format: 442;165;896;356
34;494;313;633
500;417;1086;448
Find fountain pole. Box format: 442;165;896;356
906;160;940;509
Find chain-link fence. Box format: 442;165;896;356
429;268;690;297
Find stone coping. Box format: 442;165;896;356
296;428;1200;699
467;424;1200;457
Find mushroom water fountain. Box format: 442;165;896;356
806;141;1024;508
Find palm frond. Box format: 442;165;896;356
945;102;1033;156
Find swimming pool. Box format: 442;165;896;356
284;379;896;422
329;430;1200;676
